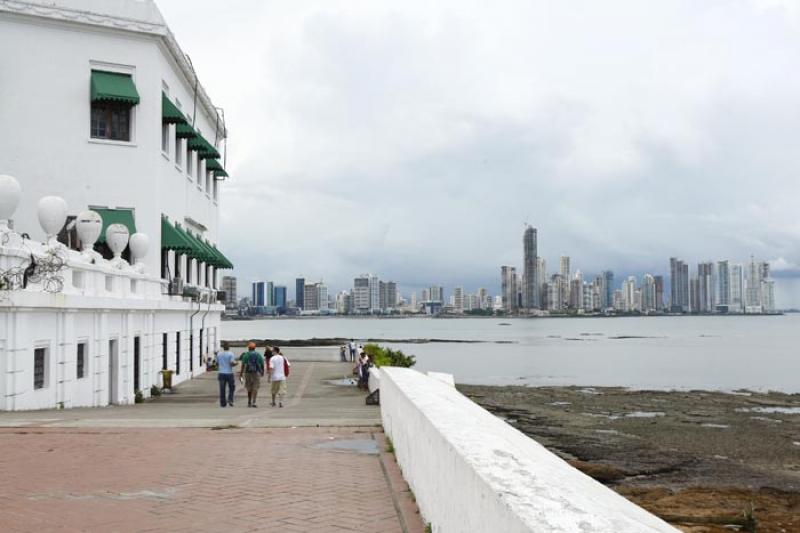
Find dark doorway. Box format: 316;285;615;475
175;332;181;375
189;332;194;372
133;336;141;393
162;333;168;370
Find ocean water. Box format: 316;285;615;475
222;314;800;392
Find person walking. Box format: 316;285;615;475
268;346;290;408
339;345;347;362
348;339;356;362
216;342;236;407
239;341;265;408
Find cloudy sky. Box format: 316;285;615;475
159;0;800;307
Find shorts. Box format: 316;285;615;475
270;379;287;398
245;372;261;391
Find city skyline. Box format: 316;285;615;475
158;1;800;309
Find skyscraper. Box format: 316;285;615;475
295;277;305;310
716;260;731;312
697;262;714;313
274;285;287;311
453;286;464;313
653;275;664;311
221;275;237;309
353;275;370;312
603;270;614;310
730;264;744;312
670;258;689;313
252;281;269;307
522;225;538;310
501;266;517;312
641;274;656;312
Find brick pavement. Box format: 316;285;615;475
0;362;424;532
0;427;423;532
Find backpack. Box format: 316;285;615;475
244;353;262;374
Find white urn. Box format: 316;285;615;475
129;232;149;271
106;223;130;261
37;195;68;246
75;210;103;252
0;175;22;231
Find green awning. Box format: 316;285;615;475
161;216;193;253
91;71;140;105
188;134;221;159
213;169;229;178
210;243;234;269
175;123;197;139
162;93;186;124
181;227;214;264
204;159;224;172
93;208;137;244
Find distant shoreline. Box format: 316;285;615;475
223;311;787;321
222;337;514;347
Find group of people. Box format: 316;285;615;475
215;341;290;409
339;339;362;362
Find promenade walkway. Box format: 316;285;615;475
0;362;423;533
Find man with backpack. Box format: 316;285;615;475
239;341;265;408
268;346;290;408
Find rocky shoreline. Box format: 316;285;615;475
458;385;800;533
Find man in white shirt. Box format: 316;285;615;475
348;340;356;362
268;346;290;408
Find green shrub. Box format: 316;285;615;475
150;385;162;397
363;344;416;368
134;390;144;404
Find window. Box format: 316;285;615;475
187;148;193;178
162;123;169;155
206;171;211;194
91;102;131;141
175;137;183;167
34;348;47;389
197;159;203;188
77;343;87;379
213;178;219;201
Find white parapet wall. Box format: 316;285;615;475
379;367;678;533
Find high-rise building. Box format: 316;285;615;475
478;288;489;310
547;274;565;312
336;290;353;314
569;271;584;310
265;281;275;307
295;277;305;310
368;275;380;311
303;283;318;311
318;283;329;311
536;257;547;307
252;281;269;307
453;286;464;313
274;285;287;311
522;225;538;309
670;257;689;313
623;276;637;312
745;257;762;310
429;286;444;303
501;266;517;312
762;279;775;312
604;271;615;310
379;280;398;311
221;276;237;309
689;277;700;313
654;275;664;311
716;260;730;312
559;256;571;304
353;275;370;312
730;264;744;312
641;274;656;312
697;262;714;313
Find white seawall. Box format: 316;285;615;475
378;367;678;533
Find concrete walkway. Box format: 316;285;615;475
0;363;424;532
0;362;379;428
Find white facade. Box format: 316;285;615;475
0;1;229;410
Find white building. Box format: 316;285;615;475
0;0;232;410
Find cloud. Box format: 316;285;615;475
159;0;800;304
